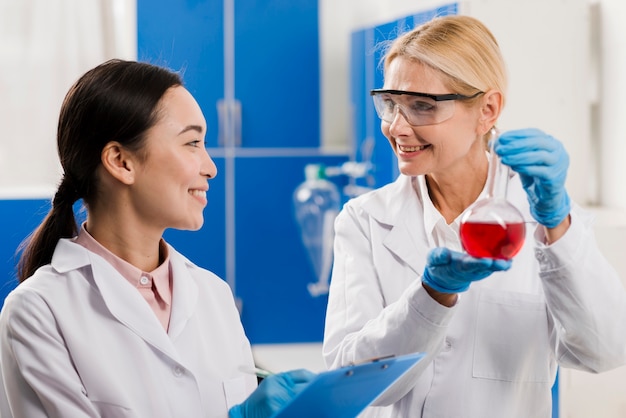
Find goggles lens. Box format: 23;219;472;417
370;90;483;126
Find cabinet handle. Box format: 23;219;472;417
217;99;241;147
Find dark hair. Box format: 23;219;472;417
17;59;183;282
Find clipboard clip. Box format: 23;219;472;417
345;354;395;375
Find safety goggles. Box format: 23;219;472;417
370;89;484;126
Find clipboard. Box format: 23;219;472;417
273;352;426;418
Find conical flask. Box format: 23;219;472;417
293;164;341;296
459;129;526;260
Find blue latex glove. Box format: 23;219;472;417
229;369;316;418
422;248;512;293
494;128;571;228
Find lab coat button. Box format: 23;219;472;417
140;276;149;285
534;249;547;262
173;366;184;377
444;339;452;351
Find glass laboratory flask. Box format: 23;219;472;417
459;131;526;260
293;164;341;296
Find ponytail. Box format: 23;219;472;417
17;175;79;282
16;59;183;282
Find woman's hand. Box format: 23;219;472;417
422;248;512;295
229;369;316;418
494;128;571;230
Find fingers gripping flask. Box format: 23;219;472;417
459;129;526;260
293;164;341;296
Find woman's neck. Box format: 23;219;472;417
426;154;489;224
85;211;163;272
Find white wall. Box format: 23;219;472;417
596;0;626;208
0;0;136;198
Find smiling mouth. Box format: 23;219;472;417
398;144;429;152
189;190;207;199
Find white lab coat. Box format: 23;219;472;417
0;238;257;418
323;173;626;418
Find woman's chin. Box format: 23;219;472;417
398;164;424;177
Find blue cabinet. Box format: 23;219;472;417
138;0;346;344
138;0;225;148
138;0;319;149
234;1;319;148
160;153;348;344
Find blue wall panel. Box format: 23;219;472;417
0;199;51;303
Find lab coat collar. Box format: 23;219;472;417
359;174;415;224
359;175;430;276
51;239;196;362
50;238;91;272
166;245;199;341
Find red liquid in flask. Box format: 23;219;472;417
460;221;525;260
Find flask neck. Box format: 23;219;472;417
486;129;509;200
304;163;326;182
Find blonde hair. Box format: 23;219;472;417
383;15;507;108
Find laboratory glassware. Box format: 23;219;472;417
459;129;526;260
293;164;341;296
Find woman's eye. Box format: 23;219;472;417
381;97;396;112
410;100;436;113
188;140;201;148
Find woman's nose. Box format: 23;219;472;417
388;106;412;135
201;149;218;179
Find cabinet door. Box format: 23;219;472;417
233;155;347;343
138;0;225;148
138;0;319;149
235;0;319;148
139;1;341;345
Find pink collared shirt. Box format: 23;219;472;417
74;225;172;331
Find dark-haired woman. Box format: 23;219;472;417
0;59;313;418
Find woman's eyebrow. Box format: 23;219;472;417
178;125;204;135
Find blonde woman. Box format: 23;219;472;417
323;15;626;417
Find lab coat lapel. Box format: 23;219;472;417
81;247;181;362
361;176;430;276
166;247;198;341
384;214;429;276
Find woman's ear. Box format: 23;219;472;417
477;90;503;135
101;141;136;185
